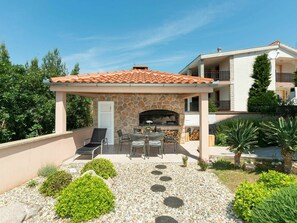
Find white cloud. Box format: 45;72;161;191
63;1;237;73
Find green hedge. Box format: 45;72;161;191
81;158;117;179
55;174;115;223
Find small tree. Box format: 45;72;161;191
223;120;258;167
261;117;297;173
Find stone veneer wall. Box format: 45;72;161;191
93;94;185;143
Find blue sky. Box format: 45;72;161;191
1;0;297;74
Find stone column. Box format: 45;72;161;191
199;93;209;161
55;92;67;133
187;69;192;76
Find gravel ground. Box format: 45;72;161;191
0;163;242;223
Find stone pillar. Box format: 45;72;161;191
198;60;204;77
187;69;192;76
55;92;67;133
268;58;276;91
199;93;209;161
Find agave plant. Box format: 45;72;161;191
224;120;258;167
261;117;297;173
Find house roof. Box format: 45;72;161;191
179;41;297;74
49;68;214;85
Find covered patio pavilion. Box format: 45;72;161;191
48;66;215;161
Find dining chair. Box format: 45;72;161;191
147;133;165;158
129;133;146;159
117;129;131;151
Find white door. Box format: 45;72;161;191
98;101;114;144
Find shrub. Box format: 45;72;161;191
182;156;188;167
233;181;271;222
81;158;117;179
55;174;115;223
27;179;38;188
209;100;218;112
39;170;72;197
251;185;297;223
257;170;296;190
198;159;208;171
38;164;58;177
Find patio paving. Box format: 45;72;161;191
66;141;282;165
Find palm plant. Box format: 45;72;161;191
261;117;297;173
224;120;258;167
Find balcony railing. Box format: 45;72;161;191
276;73;294;83
204;70;230;81
215;100;231;111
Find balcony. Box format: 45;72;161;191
204;70;230;81
215;100;231;111
276;73;294;83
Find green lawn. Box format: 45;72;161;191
212;169;260;192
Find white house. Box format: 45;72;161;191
180;41;297;112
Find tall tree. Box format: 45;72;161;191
0;46;92;143
42;48;67;78
248;54;278;112
67;63;92;130
248;54;271;97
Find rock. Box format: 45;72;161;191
0;201;41;223
68;168;78;174
81;170;113;188
242;163;256;171
292;162;297;174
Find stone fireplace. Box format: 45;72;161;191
93;93;185;143
139;109;179;126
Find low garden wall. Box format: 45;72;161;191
184;111;264;127
0;127;93;193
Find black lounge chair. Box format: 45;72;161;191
76;128;108;159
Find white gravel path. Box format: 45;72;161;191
0;162;241;223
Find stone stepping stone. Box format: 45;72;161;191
151;184;166;192
155;215;178;223
159;176;172;181
155;164;167;169
163;196;184;208
151;170;162;175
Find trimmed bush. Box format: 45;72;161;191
257;170;297;190
251;185;297;223
81;158;117;179
38;164;58;177
233;181;271;222
55;174;115;223
39;170;72;197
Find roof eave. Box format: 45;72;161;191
47;82;216;88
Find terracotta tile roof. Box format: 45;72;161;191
50;69;214;85
269;40;280;46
